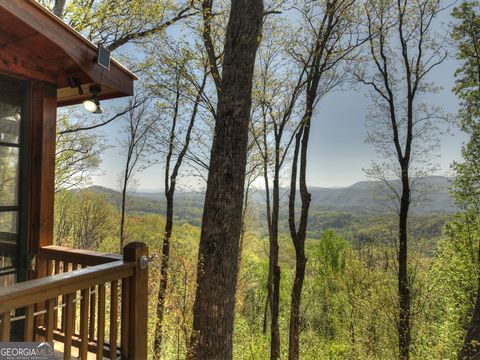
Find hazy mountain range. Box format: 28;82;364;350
87;175;455;215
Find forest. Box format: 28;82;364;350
30;0;480;359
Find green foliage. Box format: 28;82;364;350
316;230;348;274
452;1;480;130
414;213;480;359
54;190;117;249
39;0;196;52
451;1;480;212
53;187;480;359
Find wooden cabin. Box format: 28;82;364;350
0;1;148;359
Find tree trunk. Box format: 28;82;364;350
288;253;306;360
119;171;129;253
53;0;67;17
263;159;273;335
154;191;174;358
238;180;252;268
398;168;411;360
270;152;281;360
187;1;263;358
154;67;206;359
288;116;311;360
459;237;480;360
459;284;480;359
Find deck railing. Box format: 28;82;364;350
0;242;148;360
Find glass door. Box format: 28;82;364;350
0;75;27;287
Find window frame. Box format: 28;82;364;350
0;73;31;285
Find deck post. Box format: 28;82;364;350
123;242;148;359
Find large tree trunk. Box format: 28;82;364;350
154;191;174;358
398;168;411;360
187;1;263;358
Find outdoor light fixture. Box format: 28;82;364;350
83;85;103;114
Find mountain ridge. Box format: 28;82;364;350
86;175;455;214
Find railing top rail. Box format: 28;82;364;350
38;245;122;266
0;260;135;313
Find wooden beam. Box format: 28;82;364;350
38;246;121;266
0;46;57;84
29;81;57;260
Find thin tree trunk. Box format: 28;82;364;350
289;254;306;360
119;156;131;253
154;71;206;358
187;1;263;358
288;115;311;360
154;192;174;358
398;168;411;360
262;116;273;335
270;150;281;360
239;180;252;268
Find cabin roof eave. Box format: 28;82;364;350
0;0;137;106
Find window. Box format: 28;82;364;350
0;75;27;287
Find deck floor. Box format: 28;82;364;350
53;341;108;359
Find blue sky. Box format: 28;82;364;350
88;63;465;191
85;10;467;191
87;55;465;191
303;58;465;188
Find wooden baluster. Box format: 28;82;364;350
24;305;34;341
35;258;53;337
97;283;106;359
120;279;129;359
53;261;60;329
61;262;69;332
54;260;60;275
72;263;78;336
123;242;148;360
1;311;11;341
64;293;74;360
45;299;55;342
79;288;90;360
46;259;53;276
89;286;96;341
109;280;118;360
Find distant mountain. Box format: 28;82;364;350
305;176;454;213
86;175;456;216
